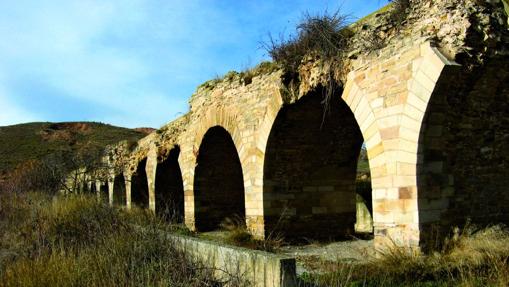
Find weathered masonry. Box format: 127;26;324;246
92;0;509;249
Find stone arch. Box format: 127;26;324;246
262;85;368;240
113;173;126;206
191;107;247;161
417;58;509;248
131;158;149;208
181;107;250;230
193;126;246;231
155;146;184;222
308;42;463;248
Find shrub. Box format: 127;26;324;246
263;10;351;74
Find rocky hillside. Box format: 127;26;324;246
0;122;148;181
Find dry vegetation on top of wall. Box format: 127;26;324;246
262;10;351;76
262;0;412;75
196;61;280;93
264;0;508;97
191;2;415;103
260;1;414;112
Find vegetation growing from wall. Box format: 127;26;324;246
261;1;415;114
263;10;351;75
195;61;280;93
263;1;412;75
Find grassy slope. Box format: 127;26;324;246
0;122;146;174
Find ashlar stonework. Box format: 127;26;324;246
85;0;509;250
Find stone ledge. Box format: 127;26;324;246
164;232;297;287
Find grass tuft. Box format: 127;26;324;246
220;216;284;253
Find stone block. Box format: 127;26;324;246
398;187;414;199
380;126;400;140
399;126;420;145
362;122;379;142
378;114;401;129
397;162;416;176
372;176;393;188
393;175;417;187
165;232;296;287
372;189;386;201
414;70;436;94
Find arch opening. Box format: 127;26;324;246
155;146;184;222
194;126;245;231
113;173;126;206
131;158;149;208
355;145;373;235
263;86;370;241
417;60;509;249
81;180;90;193
90;181;97;193
99;182;109;202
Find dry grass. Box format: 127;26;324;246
2;191;507;286
299;224;509;286
262;10;351;74
0;191;244;286
220;216;284;253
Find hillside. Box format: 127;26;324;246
0;122;147;178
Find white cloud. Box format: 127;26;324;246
0;0;389;128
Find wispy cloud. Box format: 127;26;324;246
0;0;389;128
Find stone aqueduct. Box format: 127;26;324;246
84;1;509;249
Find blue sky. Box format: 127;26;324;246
0;0;390;128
